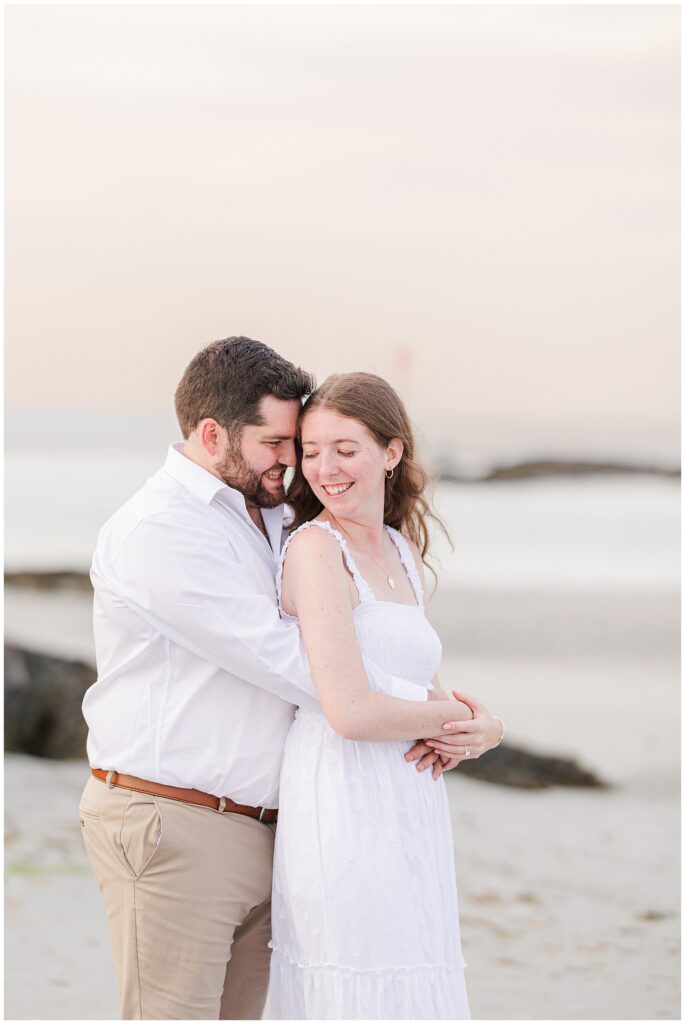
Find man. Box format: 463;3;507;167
80;337;469;1020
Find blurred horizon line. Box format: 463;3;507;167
5;407;680;481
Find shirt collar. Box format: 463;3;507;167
165;443;230;504
164;443;286;549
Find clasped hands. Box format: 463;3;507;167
404;688;502;781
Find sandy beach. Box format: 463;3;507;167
4;589;680;1020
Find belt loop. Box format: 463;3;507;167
218;797;226;814
106;770;116;789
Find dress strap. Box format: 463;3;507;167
276;520;375;612
384;526;424;607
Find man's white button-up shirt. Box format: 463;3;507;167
83;443;426;808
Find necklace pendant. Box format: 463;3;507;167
387;576;395;590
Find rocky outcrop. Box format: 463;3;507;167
457;742;606;788
438;459;680;484
4;642;605;787
482;459;679;482
4;571;92;591
4;644;94;759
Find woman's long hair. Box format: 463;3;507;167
287;372;452;585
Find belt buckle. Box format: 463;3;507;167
258;806;268;823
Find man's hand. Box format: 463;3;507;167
422;689;502;765
404;741;461;779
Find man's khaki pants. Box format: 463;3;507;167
79;776;274;1020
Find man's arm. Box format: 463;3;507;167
99;514;428;708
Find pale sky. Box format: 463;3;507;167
5;4;680;460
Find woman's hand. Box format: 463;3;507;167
406;685;472;778
423;689;503;765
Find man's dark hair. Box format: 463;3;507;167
175;336;315;439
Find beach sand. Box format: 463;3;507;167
4;583;680;1019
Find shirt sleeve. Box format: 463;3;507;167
100;513;428;708
366;664;429;702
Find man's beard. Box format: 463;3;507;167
216;440;285;509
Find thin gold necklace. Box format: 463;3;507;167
368;550;396;590
340;526;396;590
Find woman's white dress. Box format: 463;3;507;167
268;520;469;1020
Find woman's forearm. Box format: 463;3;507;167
321;686;473;742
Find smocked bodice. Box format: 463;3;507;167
276;519;442;688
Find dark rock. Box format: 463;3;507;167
4;644;94;759
4;571;92;592
4;642;608;788
457;742;607;789
637;909;671;922
437;459;680;484
482;460;680;483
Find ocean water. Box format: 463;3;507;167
4;450;680;591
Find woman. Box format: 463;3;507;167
268;373;504;1020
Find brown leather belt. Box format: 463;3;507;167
91;769;278;825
